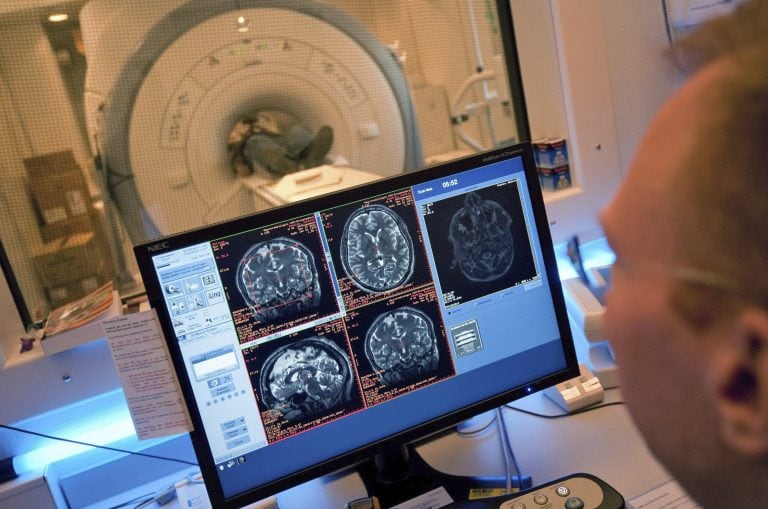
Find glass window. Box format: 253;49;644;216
0;0;532;326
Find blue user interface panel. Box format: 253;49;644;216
148;153;566;496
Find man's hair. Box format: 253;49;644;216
667;0;768;326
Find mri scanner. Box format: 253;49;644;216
80;0;423;244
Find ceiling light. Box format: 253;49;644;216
48;13;70;23
237;15;251;33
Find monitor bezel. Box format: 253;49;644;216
134;142;579;508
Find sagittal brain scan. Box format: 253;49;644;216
259;337;354;422
448;192;515;282
341;205;414;293
236;237;321;322
365;307;439;386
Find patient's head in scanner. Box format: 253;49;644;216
228;109;334;178
599;1;768;507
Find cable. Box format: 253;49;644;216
0;423;197;467
661;0;675;48
495;407;514;493
456;410;518;492
455;413;497;437
660;0;689;73
105;493;154;509
504;400;626;419
109;473;202;509
496;407;523;493
133;497;158;509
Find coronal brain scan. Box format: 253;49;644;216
340;205;414;293
365;307;439;386
448;192;515;282
259;337;354;422
236;237;322;322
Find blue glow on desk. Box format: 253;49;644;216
556;237;615;281
13;406;136;473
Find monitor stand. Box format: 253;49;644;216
355;443;532;508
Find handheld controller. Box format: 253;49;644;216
451;473;625;509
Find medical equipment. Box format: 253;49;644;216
81;0;422;244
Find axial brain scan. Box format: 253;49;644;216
341;205;414;293
237;237;322;322
259;337;354;421
365;307;439;386
448;192;515;282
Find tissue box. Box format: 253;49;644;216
533;138;568;168
538;164;571;191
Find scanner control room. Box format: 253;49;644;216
0;1;761;508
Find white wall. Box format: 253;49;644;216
336;0;519;154
509;0;568;141
511;0;684;243
601;1;684;174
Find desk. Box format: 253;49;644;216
85;388;672;509
279;389;670;509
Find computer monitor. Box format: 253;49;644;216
134;142;579;508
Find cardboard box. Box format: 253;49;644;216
25;151;93;232
533;137;568;168
539;164;572;191
45;275;111;309
40;214;95;244
33;232;108;288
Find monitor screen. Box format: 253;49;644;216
134;143;578;508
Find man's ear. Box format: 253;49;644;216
714;308;768;457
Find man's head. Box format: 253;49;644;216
599;1;768;505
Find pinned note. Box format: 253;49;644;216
104;310;193;439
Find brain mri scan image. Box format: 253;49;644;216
237;237;322;322
340;205;414;293
448;192;515;282
259;337;354;422
365;307;439;386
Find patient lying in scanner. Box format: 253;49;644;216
229;110;334;178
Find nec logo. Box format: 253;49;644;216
147;241;170;252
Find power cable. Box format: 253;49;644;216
0;423;197;467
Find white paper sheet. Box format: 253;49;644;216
104;309;193;439
628;479;702;509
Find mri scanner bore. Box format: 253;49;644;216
227;110;334;178
82;0;424;244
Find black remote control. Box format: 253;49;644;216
448;472;625;509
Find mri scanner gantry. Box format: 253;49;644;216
80;0;422;244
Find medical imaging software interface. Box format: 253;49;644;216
149;154;565;495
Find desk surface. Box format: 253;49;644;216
277;388;671;509
87;388;672;509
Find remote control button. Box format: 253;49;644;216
511;503;526;509
555;485;570;497
533;494;548;505
564;496;585;509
